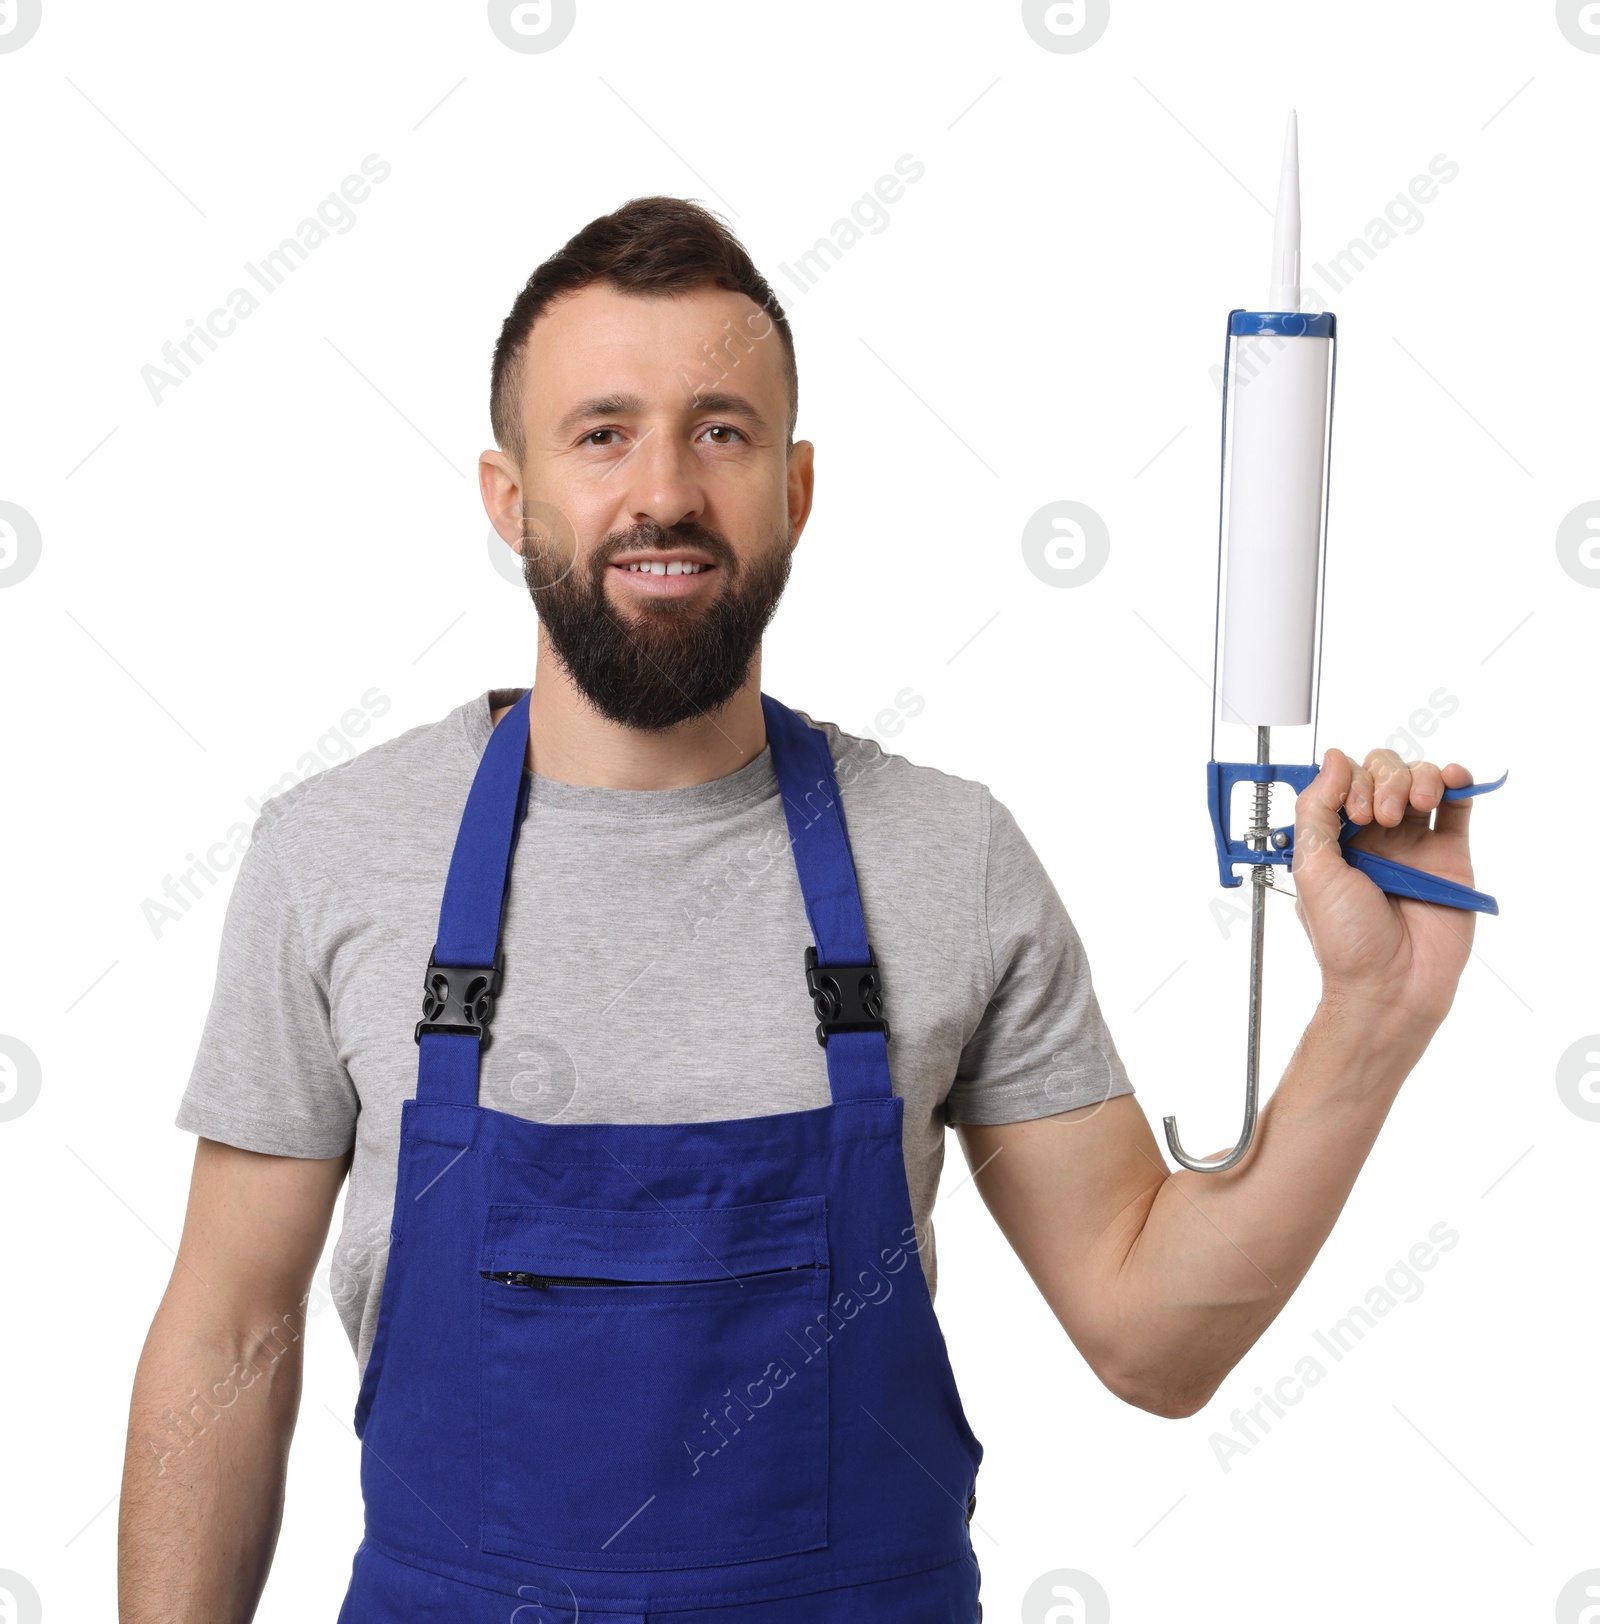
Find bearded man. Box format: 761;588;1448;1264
120;196;1485;1623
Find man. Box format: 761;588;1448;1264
119;196;1483;1622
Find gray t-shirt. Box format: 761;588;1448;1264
176;688;1133;1375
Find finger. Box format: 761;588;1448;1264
1294;749;1354;878
1433;761;1477;839
1362;748;1413;826
1346;761;1375;825
1406;758;1446;818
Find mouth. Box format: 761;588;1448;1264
607;551;719;599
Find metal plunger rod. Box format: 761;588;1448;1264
1164;726;1271;1173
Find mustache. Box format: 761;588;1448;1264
592;520;739;573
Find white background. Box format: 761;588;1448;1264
1;2;1593;1619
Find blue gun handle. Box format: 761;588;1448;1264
1207;762;1507;916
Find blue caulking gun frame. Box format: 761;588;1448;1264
1163;119;1508;1176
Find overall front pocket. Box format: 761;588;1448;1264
478;1196;831;1571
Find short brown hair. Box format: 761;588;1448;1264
490;195;798;467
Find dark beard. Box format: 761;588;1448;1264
520;510;792;732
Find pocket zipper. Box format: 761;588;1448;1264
480;1264;817;1291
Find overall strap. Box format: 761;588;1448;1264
761;694;894;1105
415;689;534;1105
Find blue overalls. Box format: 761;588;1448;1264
336;691;984;1621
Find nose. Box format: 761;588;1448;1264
617;423;707;535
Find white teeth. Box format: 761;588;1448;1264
622;560;704;575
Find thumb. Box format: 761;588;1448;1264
1293;749;1355;889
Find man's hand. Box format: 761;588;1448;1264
955;748;1482;1418
1293;747;1479;1026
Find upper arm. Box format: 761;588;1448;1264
174;806;359;1161
955;1093;1167;1390
941;788;1162;1383
943;793;1135;1127
159;1137;349;1341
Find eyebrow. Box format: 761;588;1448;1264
554;389;771;438
686;391;771;432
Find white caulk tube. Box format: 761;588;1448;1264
1218;111;1332;729
1170;112;1337;1175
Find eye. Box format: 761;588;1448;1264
582;428;622;446
700;424;745;445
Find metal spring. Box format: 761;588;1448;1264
1249;777;1275;884
1246;777;1272;845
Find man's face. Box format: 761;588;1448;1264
482;280;813;731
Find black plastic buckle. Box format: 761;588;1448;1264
804;945;889;1048
414;950;504;1048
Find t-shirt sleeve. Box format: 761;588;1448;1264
174;806;359;1158
943;792;1135;1125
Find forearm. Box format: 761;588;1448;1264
1112;996;1437;1414
118;1304;303;1623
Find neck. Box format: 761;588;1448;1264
490;632;769;789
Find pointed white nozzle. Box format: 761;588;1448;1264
1267;110;1301;312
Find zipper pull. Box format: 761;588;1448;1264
480;1269;549;1289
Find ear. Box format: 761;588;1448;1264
480;449;523;551
786;439;815;546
